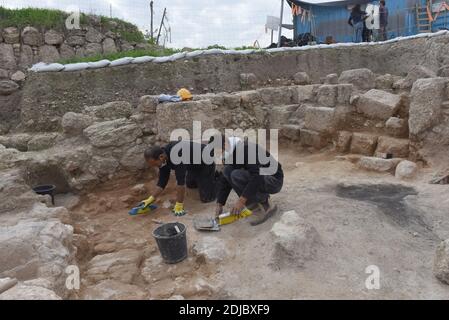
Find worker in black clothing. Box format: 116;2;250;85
215;137;284;226
142;140;216;216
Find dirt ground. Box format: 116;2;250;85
63;146;449;300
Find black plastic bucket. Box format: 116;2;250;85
152;222;187;264
32;184;56;205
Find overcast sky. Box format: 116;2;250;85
1;0;295;48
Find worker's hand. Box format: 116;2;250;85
141;195;155;207
172;202;186;216
215;204;224;218
231;198;246;216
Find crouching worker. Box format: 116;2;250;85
215;136;284;226
141;140;217;216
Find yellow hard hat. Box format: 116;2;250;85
177;88;193;101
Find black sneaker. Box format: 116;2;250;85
249;200;278;226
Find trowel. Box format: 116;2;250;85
193;217;221;232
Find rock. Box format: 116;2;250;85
291;85;317;103
271;210;320;267
257;87;293;105
335;131;353;153
75;47;85;58
338;68;375;89
62;112;95;136
120;144;147;171
85;43;103;56
280;124;301;141
66;35;85;47
409;77;448;137
44;30;64;45
131;184;148;197
0;80;19;96
337;84;354;105
300;129;328;149
120;41;134;51
192;236;229;263
18;45;33;69
27;133;59;151
0;277;18;294
141;255;167;283
0;68;9;79
3;27;20;44
357;157;400;172
21;27;42;46
394;65;437;89
85;249;143;284
84;119;143;148
357;89;402;120
137;95;158;113
102;38;117;54
88;156;119;178
85;28;105;43
269;105;296;129
84;280;147;300
395;160;418;180
0;43;17;70
10;71;26;83
0;218;74;293
39;45;60;63
0;284;61;300
386;117;408;137
375;74;396;89
324;73;338;84
375;136;409;158
438;65;449;77
59;43;76;60
317;85;337;107
85;101;132;120
93;243;117;255
304;106;336;134
350;133;378;156
434;239;449;285
0;133;32;151
240;73;257;88
168;295;185;300
293;72;311;85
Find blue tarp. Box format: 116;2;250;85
289;0;372;6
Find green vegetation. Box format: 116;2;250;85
59;48;181;64
0;7;144;43
0;7;87;30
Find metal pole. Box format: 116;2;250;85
271;29;274;43
150;1;154;41
277;0;284;47
157;8;167;45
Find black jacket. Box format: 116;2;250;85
157;141;213;189
216;141;283;205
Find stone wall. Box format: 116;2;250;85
0;18;151;133
17;32;449;133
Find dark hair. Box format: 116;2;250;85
144;146;165;160
380;1;385;5
353;4;361;12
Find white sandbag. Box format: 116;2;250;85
237;49;256;55
186;50;204;58
62;62;90;72
29;62;65;73
266;47;286;54
168;52;187;61
88;60;111;69
202;48;224;55
153;56;171;63
223;49;240;55
109;57;134;67
132;56;155;64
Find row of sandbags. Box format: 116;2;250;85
29;30;449;73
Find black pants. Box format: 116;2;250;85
186;164;217;203
222;166;283;205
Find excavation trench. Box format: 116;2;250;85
61;175;228;300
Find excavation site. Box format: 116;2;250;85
1;27;449;300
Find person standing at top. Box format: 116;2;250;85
348;5;368;43
379;1;389;41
